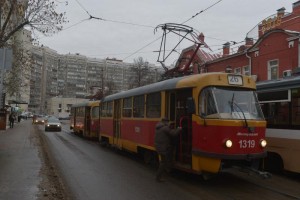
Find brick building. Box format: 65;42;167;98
177;1;300;82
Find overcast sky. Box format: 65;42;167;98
38;0;296;66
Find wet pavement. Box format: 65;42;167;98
0;120;41;200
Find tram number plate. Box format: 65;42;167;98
228;75;243;85
239;140;255;148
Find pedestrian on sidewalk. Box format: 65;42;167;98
9;113;15;128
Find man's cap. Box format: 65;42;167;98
162;117;169;122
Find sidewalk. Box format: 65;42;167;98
0;120;41;200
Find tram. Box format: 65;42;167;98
70;100;100;139
98;73;267;175
257;76;300;173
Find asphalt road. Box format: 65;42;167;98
1;120;300;200
43;125;201;200
43;122;300;200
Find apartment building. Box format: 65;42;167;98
28;46;163;114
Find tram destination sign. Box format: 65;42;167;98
227;75;243;86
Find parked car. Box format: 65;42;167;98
44;117;62;132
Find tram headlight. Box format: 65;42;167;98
225;139;233;148
260;139;267;148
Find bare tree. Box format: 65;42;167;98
4;41;33;98
128;57;153;89
0;0;68;48
0;0;67;103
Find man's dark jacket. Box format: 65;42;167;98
154;121;180;154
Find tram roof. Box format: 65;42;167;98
256;75;300;92
102;72;231;102
71;102;90;108
103;75;187;101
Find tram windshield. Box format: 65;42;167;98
199;86;264;120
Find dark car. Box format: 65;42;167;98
44;117;62;132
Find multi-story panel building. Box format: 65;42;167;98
28;47;162;114
86;58;105;94
29;46;44;114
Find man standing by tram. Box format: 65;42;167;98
154;117;181;182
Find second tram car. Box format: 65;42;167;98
257;76;300;173
98;73;267;175
70;101;100;139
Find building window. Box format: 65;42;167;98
243;65;250;76
268;60;278;80
288;41;294;48
234;67;241;74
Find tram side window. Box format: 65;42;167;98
123;97;132;117
199;87;217;117
101;102;107;117
292;88;300;125
261;102;289;125
70;108;75;116
107;101;113;117
146;92;161;118
77;107;84;117
91;106;99;118
133;95;145;118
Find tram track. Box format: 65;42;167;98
230;170;300;200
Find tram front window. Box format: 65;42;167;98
199;87;264;120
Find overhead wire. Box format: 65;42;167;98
74;0;91;16
181;0;223;24
69;0;233;62
62;18;90;30
74;0;154;29
120;0;224;61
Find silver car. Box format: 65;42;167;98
44;117;62;132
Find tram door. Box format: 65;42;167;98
85;107;91;137
167;89;193;165
113;100;122;148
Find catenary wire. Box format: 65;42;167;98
181;0;223;24
68;0;236;62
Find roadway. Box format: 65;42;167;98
1;120;300;200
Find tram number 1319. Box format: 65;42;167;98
239;140;255;148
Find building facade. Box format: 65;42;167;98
28;46;163;115
46;97;89;119
177;1;300;83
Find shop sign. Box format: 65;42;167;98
261;14;283;34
